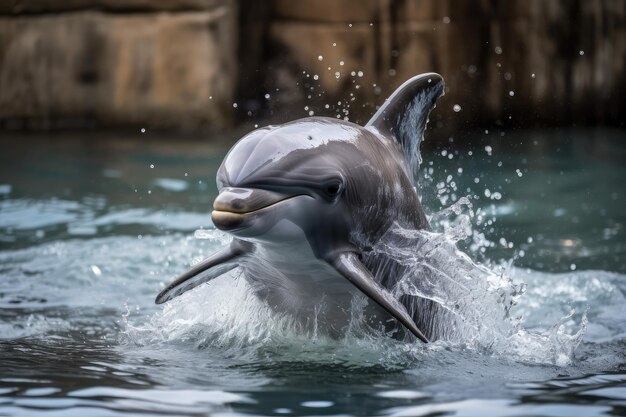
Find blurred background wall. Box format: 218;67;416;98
1;0;624;133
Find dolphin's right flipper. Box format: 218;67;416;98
329;252;429;343
155;239;251;304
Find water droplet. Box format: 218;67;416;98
150;164;154;169
308;110;314;116
318;55;323;61
264;93;270;99
531;73;536;78
495;46;503;54
302;401;334;408
233;103;238;108
140;128;146;133
453;104;462;112
357;71;364;77
335;72;341;79
509;90;515;96
313;74;319;80
579;50;584;56
339;60;345;66
570;263;577;270
442;16;451;24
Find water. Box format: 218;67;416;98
0;129;625;416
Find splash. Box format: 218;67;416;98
123;195;587;367
122;267;427;368
364;196;587;364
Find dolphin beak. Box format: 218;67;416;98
211;187;290;230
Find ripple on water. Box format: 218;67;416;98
1;129;625;416
120;232;624;370
0;216;623;371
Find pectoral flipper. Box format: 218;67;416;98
329;252;429;343
155;239;250;304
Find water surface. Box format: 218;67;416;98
0;129;625;416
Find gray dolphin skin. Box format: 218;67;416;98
156;73;445;343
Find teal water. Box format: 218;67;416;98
0;128;625;416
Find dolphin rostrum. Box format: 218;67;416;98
156;73;445;343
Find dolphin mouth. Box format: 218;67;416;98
211;187;299;231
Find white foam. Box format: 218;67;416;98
121;212;597;367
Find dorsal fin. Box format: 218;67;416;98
365;73;444;182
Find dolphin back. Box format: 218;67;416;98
365;73;444;182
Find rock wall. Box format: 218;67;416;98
0;0;237;130
1;0;624;131
241;0;626;130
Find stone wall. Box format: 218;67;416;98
0;0;237;130
1;0;624;131
240;0;626;130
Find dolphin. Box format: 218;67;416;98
155;73;445;343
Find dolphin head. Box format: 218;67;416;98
211;118;369;255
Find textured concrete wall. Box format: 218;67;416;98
0;0;224;13
240;0;626;130
1;0;624;131
0;1;236;130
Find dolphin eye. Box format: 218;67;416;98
327;184;340;195
324;179;343;199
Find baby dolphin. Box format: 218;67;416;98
156;73;445;343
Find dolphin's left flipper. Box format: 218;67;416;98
330;252;429;343
155;239;250;304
